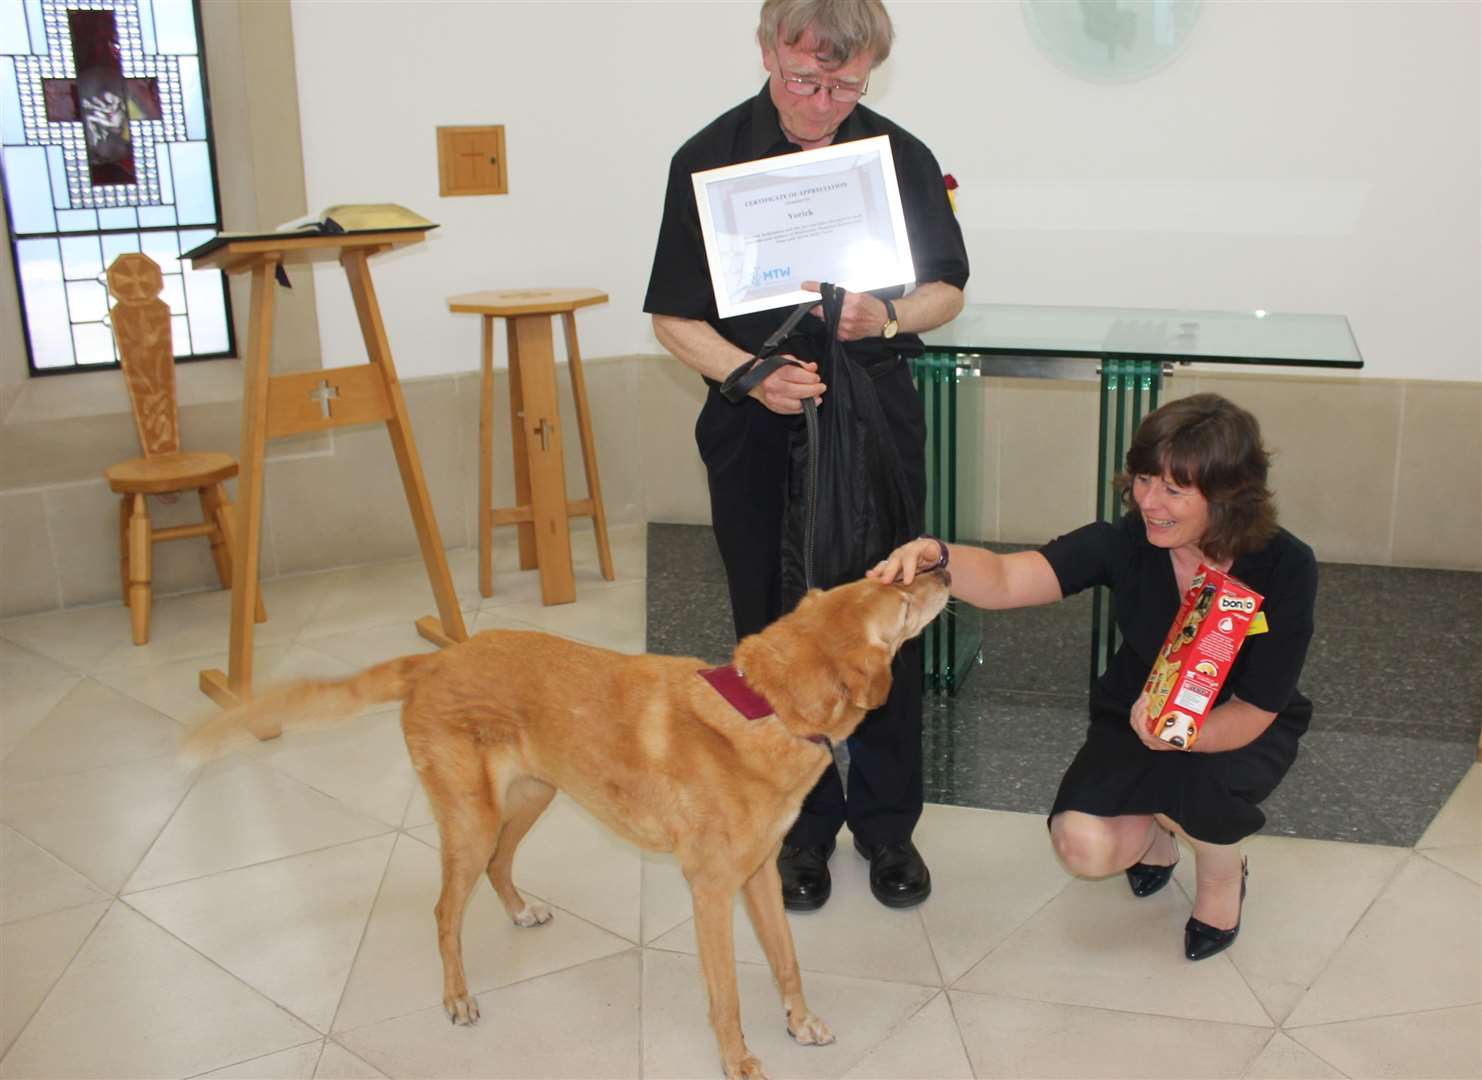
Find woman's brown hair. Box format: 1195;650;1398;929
1118;393;1278;562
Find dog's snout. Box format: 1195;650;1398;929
940;569;951;588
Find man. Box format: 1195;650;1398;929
643;0;968;911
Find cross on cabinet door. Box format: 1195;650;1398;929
437;126;508;196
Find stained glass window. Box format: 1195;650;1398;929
1;0;233;375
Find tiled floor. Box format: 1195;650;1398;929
1;523;1478;1079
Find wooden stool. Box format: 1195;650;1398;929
104;253;267;645
447;288;614;605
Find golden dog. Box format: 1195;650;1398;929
182;572;948;1079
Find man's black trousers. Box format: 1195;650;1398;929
694;359;927;849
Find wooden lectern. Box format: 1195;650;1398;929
187;228;468;722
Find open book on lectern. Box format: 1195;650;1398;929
182;204;438;262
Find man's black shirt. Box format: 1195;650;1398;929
644;84;969;373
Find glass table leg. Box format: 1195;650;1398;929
913;352;983;694
1090;357;1164;683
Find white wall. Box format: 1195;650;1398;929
291;0;1480;382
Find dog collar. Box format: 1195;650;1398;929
698;665;773;720
696;666;832;749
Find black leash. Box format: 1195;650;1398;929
718;287;840;591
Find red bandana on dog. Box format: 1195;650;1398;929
697;665;774;719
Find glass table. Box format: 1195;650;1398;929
911;303;1363;693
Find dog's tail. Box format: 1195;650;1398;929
179;652;435;768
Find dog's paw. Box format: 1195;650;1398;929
787;1011;834;1046
724;1054;768;1080
513;901;553;927
443;993;480;1025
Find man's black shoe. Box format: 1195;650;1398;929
778;839;835;912
853;837;931;908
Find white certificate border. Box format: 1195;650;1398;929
691;134;915;320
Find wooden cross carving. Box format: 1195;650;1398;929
309;378;339;420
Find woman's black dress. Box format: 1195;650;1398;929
1042;513;1318;845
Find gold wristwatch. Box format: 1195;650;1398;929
880;297;899;340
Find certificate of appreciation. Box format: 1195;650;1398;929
691;135;915;319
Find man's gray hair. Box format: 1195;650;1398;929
757;0;894;67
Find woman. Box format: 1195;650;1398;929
870;393;1317;960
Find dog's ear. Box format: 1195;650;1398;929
836;645;892;711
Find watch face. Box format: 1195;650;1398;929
883;321;899;340
1022;0;1203;83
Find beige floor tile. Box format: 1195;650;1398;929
915;804;1073;984
0;637;79;691
954;874;1271;1027
0;678;80;764
124;761;392;893
476;524;645;613
0;903;316;1079
331;833;631;1032
90;643;290;726
89;591;263;672
1418;764;1480;849
127;834;396;1033
410;794;643;943
4;541;1473;1080
649;828;943;987
338;951;641;1080
257;712;418;829
642;850;698;944
201;1040;323;1078
0;603;140;671
295;618;441;670
0;900;108;1055
1284;854;1481;1027
1421;844;1482;885
471;562;549;611
840;991;974;1079
950;990;1271;1078
1170;834;1408;1024
570;520;647;582
1242;1032;1344;1079
0;677;179;785
179;571;337;647
642;948;938;1079
465;606;568;639
257;643;373;685
482;579;647;653
406;823;699;942
0;825;108;924
402;787;434;830
314;1040;387;1079
1;753;198;893
205;642;398;721
1289;1004;1482;1079
297;559;481;641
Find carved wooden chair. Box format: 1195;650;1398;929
104;253;266;645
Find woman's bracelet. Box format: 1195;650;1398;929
920;534;949;572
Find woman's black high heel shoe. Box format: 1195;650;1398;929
1184;857;1248;961
1125;828;1179;898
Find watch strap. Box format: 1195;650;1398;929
881;297;899;338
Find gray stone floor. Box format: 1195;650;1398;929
646;523;1482;847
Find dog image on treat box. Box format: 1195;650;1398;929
1143;566;1265;749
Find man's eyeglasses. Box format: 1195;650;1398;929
777;69;868;104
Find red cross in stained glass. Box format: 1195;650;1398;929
40;10;161;186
